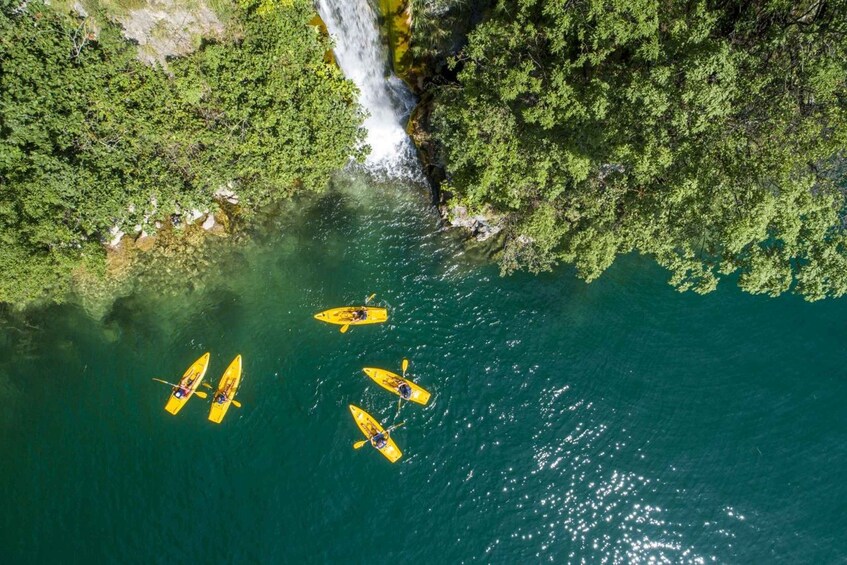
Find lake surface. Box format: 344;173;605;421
0;172;844;563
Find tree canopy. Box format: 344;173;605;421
433;0;847;299
0;0;364;306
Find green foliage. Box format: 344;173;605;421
407;0;495;64
433;0;847;299
0;0;364;306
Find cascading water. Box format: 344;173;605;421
316;0;422;179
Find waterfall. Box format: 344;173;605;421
315;0;421;179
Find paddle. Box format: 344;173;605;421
353;421;405;449
396;358;410;416
202;383;242;407
152;378;208;399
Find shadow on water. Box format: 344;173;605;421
0;303;98;363
196;288;245;333
249;189;358;246
103;295;162;347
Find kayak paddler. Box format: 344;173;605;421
173;382;191;398
351;308;368;322
398;382;412;400
370;431;388;449
214;391;228;404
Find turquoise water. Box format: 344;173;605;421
1;172;845;562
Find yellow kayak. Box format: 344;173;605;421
208;355;242;424
349;404;402;463
314;306;388;327
164;352;210;415
362;367;431;405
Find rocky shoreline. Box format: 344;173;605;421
106;185;239;251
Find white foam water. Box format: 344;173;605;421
316;0;422;180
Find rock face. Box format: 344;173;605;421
72;1;88;17
377;0;421;89
406;93;445;205
117;0;225;67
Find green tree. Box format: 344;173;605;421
433;0;847;299
0;0;364;306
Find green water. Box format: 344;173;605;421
1;172;845;563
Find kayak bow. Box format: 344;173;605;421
208;355;242;424
164;352;210;415
349;404;402;463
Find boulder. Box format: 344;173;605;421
215;185;239;205
445;205;503;241
187;209;205;223
108;226;125;248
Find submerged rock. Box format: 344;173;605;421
135;231;155;251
